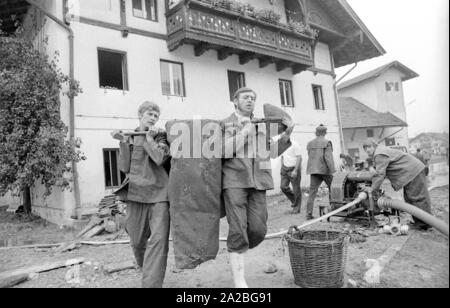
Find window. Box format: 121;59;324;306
312;85;325;110
386;81;400;92
160;60;186;97
98;49;128;90
385;138;396;147
103;149;126;189
279;79;294;107
132;0;157;21
385;82;392;91
228;70;246;101
367;129;374;138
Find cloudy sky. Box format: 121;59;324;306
336;0;449;138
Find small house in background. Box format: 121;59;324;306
338;61;419;160
410;132;449;157
339;97;408;161
0;0;385;225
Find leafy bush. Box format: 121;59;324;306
0;35;85;204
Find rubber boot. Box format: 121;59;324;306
230;252;248;288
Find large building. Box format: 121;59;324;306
0;0;384;225
338;61;419;160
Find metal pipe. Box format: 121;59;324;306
336;62;358;85
25;0;81;218
378;127;405;145
330;53;346;152
378;198;449;237
265;192;368;239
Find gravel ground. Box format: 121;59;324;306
0;186;448;288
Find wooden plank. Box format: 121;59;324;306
82;225;105;239
103;260;136;274
76;216;103;238
0;243;61;251
0;274;30;288
0;258;85;284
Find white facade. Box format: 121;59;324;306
1;0;348;225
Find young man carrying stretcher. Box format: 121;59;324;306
111;101;170;288
222;87;294;288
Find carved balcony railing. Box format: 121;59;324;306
166;0;316;73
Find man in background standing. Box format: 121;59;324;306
280;141;303;214
414;148;429;176
305;124;336;220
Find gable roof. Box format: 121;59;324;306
339;97;408;129
337;61;419;91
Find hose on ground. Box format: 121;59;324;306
378;197;449;237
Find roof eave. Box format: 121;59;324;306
337;0;386;56
343;124;408;129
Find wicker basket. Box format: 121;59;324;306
284;227;349;288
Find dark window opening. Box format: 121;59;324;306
103;149;126;189
228;70;246;101
367;129;374;138
385;82;391;91
98;49;128;90
385;138;396;147
160;60;186;97
279;79;294;107
313;84;325;110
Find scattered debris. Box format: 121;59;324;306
76;195;127;240
76;216;102;238
264;262;278;274
83;225;106;239
347;279;358;288
349;234;366;243
0;273;30;288
104;220;118;234
364;235;411;285
0;258;85;288
172;268;184;274
103;260;137;274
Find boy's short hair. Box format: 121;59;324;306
138;101;161;117
362;138;378;149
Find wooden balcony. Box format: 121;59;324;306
166;0;316;74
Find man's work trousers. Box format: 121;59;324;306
125;201;170;288
223;188;268;253
306;174;333;216
403;171;432;226
280;166;302;210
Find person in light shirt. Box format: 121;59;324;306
280;141;303;214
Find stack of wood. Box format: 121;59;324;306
79;195;127;239
98;195;126;218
